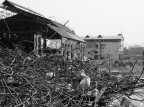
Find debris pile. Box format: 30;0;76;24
0;47;144;107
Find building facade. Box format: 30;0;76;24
83;34;124;61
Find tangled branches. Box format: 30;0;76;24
0;47;144;107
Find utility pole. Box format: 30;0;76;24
99;40;102;60
143;51;144;75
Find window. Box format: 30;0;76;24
86;42;95;48
83;44;86;50
94;55;99;59
94;51;98;54
96;44;98;48
88;52;91;54
101;44;106;49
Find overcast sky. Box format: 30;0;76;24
1;0;144;46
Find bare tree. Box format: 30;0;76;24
0;46;144;107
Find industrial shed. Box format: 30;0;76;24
0;0;85;60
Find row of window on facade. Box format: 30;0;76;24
34;34;86;60
87;39;121;42
86;43;106;49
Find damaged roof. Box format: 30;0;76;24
49;21;85;42
0;0;85;42
1;0;46;19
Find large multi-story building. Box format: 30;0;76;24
83;34;124;61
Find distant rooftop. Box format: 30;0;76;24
83;34;124;40
129;45;144;48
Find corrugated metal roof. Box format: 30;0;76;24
49;22;85;42
1;0;55;26
2;0;45;18
67;32;85;42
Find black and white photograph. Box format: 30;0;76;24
0;0;144;106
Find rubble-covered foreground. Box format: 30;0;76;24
0;47;144;107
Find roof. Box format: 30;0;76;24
49;22;85;42
83;35;124;41
129;45;144;49
0;0;85;42
0;0;57;26
1;0;45;18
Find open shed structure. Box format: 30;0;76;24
0;0;86;60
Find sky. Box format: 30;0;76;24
0;0;144;47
